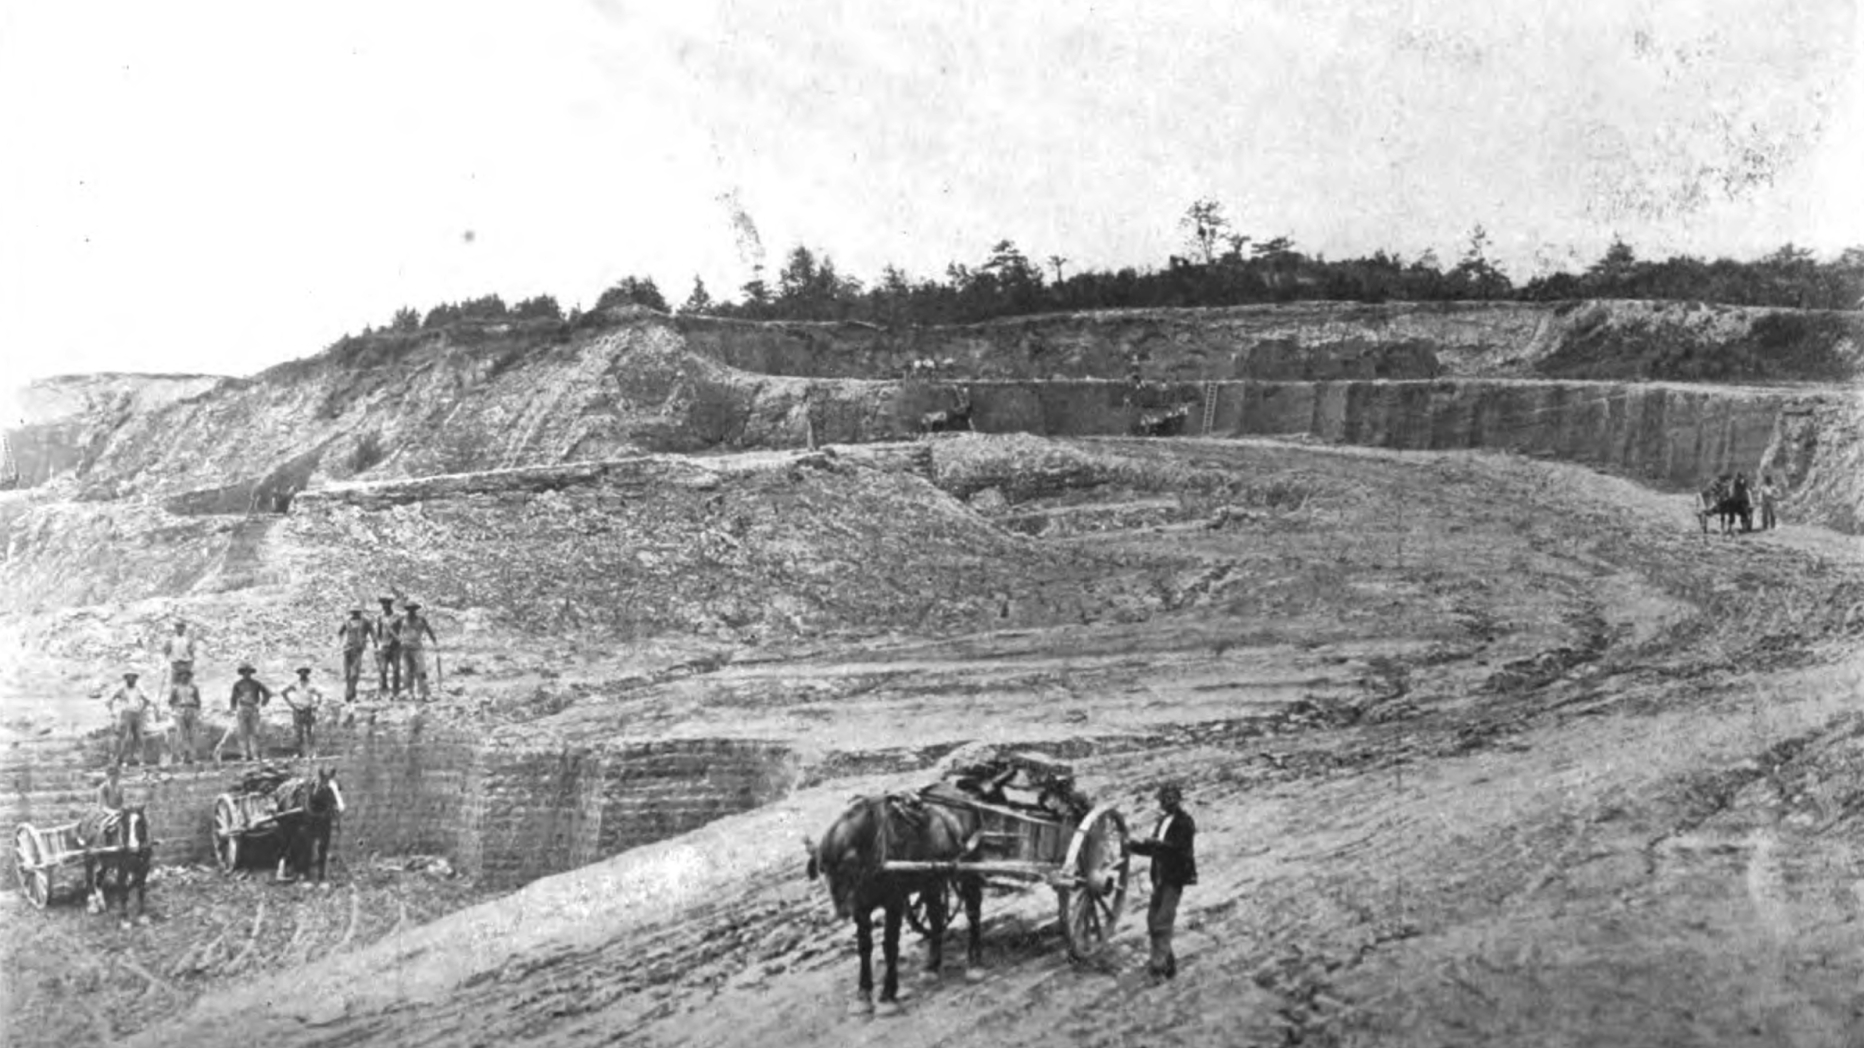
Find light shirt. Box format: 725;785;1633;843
282;682;325;712
1154;815;1175;842
108;685;151;716
399;613;434;651
164;634;198;662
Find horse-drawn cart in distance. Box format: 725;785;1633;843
14;808;153;910
886;750;1131;960
211;763;344;874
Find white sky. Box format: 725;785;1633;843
0;0;1859;388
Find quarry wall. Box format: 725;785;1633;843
807;378;1857;529
677;300;1864;383
458;736;799;887
1;719;800;892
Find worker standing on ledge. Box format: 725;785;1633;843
398;602;439;702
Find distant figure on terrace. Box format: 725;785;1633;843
162;620;197;686
281;667;325;759
375;596;403;699
107;671;152;767
166;664;202;765
337;607;376;704
228;663;274;762
398;602;439;702
1730;472;1754;533
1758;473;1780;530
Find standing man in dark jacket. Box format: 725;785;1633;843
1127;781;1197;982
337;608;376;704
228;663;274;762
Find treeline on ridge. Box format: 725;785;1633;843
352;200;1863;345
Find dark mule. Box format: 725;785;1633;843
1695;477;1747;535
275;766;345;887
79;806;153;926
1135;405;1191;437
804;794;983;1016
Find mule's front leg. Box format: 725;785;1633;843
850;912;875;1015
962;878;986;981
876;903;905;1015
84;858;104;915
923;885;947;976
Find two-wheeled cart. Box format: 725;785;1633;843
883;753;1131;960
13;817;146;909
211;767;304;871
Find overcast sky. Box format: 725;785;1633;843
1;0;1858;390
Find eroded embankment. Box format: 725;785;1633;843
1;717;798;892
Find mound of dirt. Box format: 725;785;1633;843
284;449;1074;646
41;315;822;505
1;447;1095;687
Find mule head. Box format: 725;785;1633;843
314;765;346;815
120;806;150;852
807;803;879;920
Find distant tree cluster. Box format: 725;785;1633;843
346;200;1862;348
695;202;1861;325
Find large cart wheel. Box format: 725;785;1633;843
14;823;50;909
1057;804;1129;961
212;795;240;872
905;880;957;937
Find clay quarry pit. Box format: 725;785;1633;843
3;301;1864;1047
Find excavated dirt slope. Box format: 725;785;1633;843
5;435;1843;1048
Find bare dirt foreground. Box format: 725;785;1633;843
8;436;1864;1048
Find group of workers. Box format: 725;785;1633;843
101;598;440;769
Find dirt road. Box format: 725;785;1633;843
9;436;1864;1047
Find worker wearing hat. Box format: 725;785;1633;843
162;619;198;686
398;601;439;702
227;663;274;763
375;596;403;699
1127;781;1198;982
166;663;203;765
337;607;377;704
106;671;153;768
280;666;326;759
